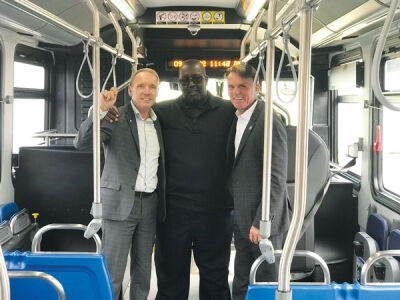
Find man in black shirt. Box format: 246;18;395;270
154;59;235;300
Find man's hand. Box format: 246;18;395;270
249;225;261;244
100;87;118;112
104;105;119;123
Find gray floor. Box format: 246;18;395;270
123;250;235;300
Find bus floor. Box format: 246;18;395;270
122;249;236;299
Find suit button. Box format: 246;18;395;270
135;167;139;171
132;185;135;190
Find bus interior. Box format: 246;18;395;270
0;0;400;299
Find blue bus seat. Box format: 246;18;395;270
388;229;400;253
0;202;19;222
353;213;389;282
367;214;389;250
245;282;400;300
4;251;114;300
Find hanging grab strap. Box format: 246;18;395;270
253;45;266;99
101;54;118;93
275;23;298;104
76;40;94;99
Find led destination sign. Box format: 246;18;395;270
168;59;240;69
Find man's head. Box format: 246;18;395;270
179;59;208;103
128;68;159;113
225;64;260;115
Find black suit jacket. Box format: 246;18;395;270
227;100;290;237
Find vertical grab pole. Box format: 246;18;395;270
85;0;103;237
276;0;313;299
125;26;138;73
259;0;278;264
0;244;11;300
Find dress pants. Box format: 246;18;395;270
155;205;233;300
102;192;158;300
232;223;284;300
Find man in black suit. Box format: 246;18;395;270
225;64;290;300
154;59;235;300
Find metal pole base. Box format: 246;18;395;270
276;288;292;300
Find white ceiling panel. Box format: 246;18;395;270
141;0;240;8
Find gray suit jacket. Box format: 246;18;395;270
228;100;290;237
74;103;166;222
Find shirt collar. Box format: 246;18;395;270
131;101;157;121
235;100;257;121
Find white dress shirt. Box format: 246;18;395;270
234;101;257;157
130;102;160;193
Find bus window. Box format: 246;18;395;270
384;57;400;92
330;60;363;175
337;101;363;175
13;61;46;153
381;106;400;196
157;81;181;102
272;80;299;125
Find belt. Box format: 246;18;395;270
135;191;153;198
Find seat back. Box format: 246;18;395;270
0;221;13;245
388;229;400;259
286;126;330;277
0;202;19;222
366;213;389;251
15;146;96;251
4;251;114;300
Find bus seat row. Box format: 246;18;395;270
245;282;400;300
353;213;400;282
3;224;114;300
4;251;113;300
0;202;36;252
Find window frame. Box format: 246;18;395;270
328;58;364;185
371;53;400;214
13;45;53;152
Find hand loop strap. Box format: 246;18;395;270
253;43;266;99
76;40;94;99
275;22;298;104
101;54;118;93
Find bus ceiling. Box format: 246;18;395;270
0;1;398;50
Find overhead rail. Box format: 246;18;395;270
0;0;136;64
240;0;322;63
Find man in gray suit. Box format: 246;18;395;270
74;68;165;300
225;64;290;300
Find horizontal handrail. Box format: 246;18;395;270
8;271;66;300
32;224;102;254
360;250;400;285
249;250;331;285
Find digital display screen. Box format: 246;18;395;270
168;59;241;69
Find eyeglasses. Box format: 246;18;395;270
179;75;204;86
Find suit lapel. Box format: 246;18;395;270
154;119;164;161
125;103;140;153
227;117;237;169
234;101;263;164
